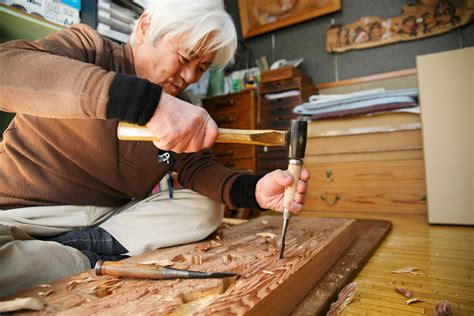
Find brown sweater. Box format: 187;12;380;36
0;24;248;210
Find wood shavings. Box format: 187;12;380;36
66;276;95;290
394;286;424;305
261;220;269;225
391;267;421;275
192;255;202;265
172;254;186;262
90;279;124;298
256;232;276;239
163;296;175;302
139;259;174;267
91;287;114;298
210;240;222;247
76;272;93;279
36;284;51;288
406;297;424;305
195;243;210;252
0;297;44;313
215;231;223;241
91;279;122;291
222;254;233;264
262;270;274;275
434;300;452;316
394;287;413;298
195;240;222;252
327;282;358;316
37;290;53;296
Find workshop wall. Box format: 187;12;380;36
224;0;474;85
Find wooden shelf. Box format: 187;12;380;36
0;4;63;42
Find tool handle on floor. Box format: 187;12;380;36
95;260;177;280
117;122;287;146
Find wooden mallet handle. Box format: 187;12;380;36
117;122;288;147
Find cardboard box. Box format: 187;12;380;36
45;0;80;26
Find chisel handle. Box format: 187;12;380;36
95;260;175;279
283;159;303;219
117;122;288;146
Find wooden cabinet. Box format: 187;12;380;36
303;114;427;215
203;89;258;218
305;159;427;214
258;69;316;174
203;89;258;172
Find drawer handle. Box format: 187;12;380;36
325;169;334;182
320;194;341;205
215;99;235;108
216;150;234;157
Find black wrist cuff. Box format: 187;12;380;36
106;73;162;126
230;174;266;211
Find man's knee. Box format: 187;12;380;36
0;239;90;297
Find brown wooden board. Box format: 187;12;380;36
6;216;356;315
292;219;392;315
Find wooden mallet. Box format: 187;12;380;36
117;120;308;259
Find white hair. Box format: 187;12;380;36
130;0;237;67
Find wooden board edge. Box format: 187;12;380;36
293;219;392;315
248;219;357;315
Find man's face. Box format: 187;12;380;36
132;17;215;96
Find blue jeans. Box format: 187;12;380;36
44;227;129;268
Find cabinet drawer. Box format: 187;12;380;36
260;95;302;116
212;144;255;159
260;116;297;130
203;90;254;114
260;77;310;94
212;109;253;129
303;159;427;214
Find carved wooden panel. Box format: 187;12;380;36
11;216;356;315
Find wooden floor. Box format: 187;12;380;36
296;210;474;315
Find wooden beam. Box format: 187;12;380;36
9;216;356;314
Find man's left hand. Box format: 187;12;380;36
255;168;310;213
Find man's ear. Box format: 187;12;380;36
133;12;150;45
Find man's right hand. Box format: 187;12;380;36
146;93;218;153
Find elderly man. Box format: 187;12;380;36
0;0;310;296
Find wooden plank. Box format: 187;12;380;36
306;130;423;156
9;216;356;315
316;68;416;90
292;219;392;315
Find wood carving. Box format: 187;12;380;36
10;216;355;315
327;0;474;53
239;0;341;38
